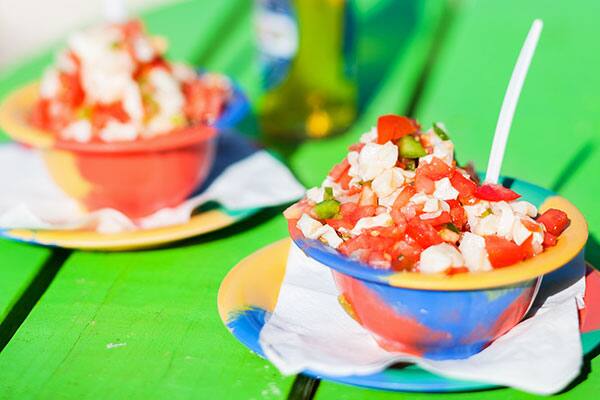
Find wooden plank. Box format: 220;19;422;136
0;216;294;399
0;242;53;324
317;0;600;398
0;0;446;398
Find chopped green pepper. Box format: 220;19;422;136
404;159;416;171
445;223;460;233
314;199;340;219
433;123;450;140
481;208;493;218
398;135;427;158
323;187;334;201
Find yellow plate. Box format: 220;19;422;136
1;208;256;251
0;83;54;148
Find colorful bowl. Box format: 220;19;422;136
0;81;249;219
290;179;588;360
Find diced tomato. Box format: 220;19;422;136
329;158;350;181
537;209;570;236
391;238;422;271
283;200;310;220
31;99;72;132
421;211;451;226
416;157;453;180
484;235;525;268
519;236;536;259
415;173;435;194
543;232;558;248
354;205;377;220
391;186;415;225
446;200;467;228
391;207;406;228
446;266;469;276
119;19;144;40
450;170;477;203
339;202;358;216
392;186;416;209
58;72;85;108
30;99;52;130
521;218;543;233
338;172;352;190
91;102;130;128
376;225;406;239
326;218;353;231
474;183;521;201
348;142;365;152
183;78;228;124
339;233;394;257
337;203;376;226
376;115;418;144
406;218;443;248
367;250;392;268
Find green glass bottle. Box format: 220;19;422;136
255;0;357;141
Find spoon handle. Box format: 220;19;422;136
485;19;543;184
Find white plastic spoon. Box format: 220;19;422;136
103;0;128;23
485;19;543;184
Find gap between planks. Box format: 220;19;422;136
0;248;71;352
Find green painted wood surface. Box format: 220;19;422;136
317;0;600;398
0;0;445;399
0;242;51;323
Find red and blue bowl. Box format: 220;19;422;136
290;179;588;360
0;79;249;219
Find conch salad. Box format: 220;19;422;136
285;115;571;274
31;20;232;143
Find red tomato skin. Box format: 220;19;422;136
416;157;453;181
474;183;521;201
391;239;422;271
446;266;469;276
446;200;467;228
325;218;353;231
484;235;525;268
338;173;352;190
376;225;406;239
421;211;451;226
391;208;406;228
348;142;365;152
543;232;558;248
376;115;418;144
415;174;435;194
91;102;130;129
329;158;350;181
450;170;477;202
59;71;85;107
406;218;443;248
537;209;570;236
392;186;416;209
519;236;536;259
182;78;228;124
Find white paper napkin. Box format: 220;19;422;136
259;243;586;395
0;139;305;233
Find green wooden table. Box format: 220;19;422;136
0;0;598;399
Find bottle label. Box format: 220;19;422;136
255;0;298;90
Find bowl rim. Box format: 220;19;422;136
291;178;588;291
0;77;249;154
